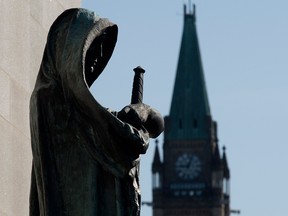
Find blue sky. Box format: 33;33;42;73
82;1;288;215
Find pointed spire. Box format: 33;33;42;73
212;143;222;170
183;4;187;15
184;2;196;21
222;146;230;179
166;4;211;140
152;139;162;172
213;121;219;143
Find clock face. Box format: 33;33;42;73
175;153;202;180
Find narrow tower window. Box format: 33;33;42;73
152;172;161;189
179;119;182;129
193;118;197;128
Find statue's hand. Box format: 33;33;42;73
118;103;164;138
118;103;149;130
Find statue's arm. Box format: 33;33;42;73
63;69;150;177
107;108;149;155
77;110;149;178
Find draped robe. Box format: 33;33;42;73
29;8;149;216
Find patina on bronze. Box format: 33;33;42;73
29;8;164;216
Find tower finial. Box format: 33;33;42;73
193;3;196;16
183;4;187;15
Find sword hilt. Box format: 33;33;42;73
131;66;145;104
128;66;164;138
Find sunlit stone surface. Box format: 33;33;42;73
0;1;81;215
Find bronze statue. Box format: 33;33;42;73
29;8;164;216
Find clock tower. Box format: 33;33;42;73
152;4;230;216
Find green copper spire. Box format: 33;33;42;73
166;4;211;140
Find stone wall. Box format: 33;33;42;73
0;1;81;215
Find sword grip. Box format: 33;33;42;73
131;66;145;104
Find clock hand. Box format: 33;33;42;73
187;159;193;169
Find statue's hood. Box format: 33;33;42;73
30;10;149;215
38;8;118;90
30;8;149;182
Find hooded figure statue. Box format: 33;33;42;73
29;8;163;216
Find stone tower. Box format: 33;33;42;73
152;5;230;216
